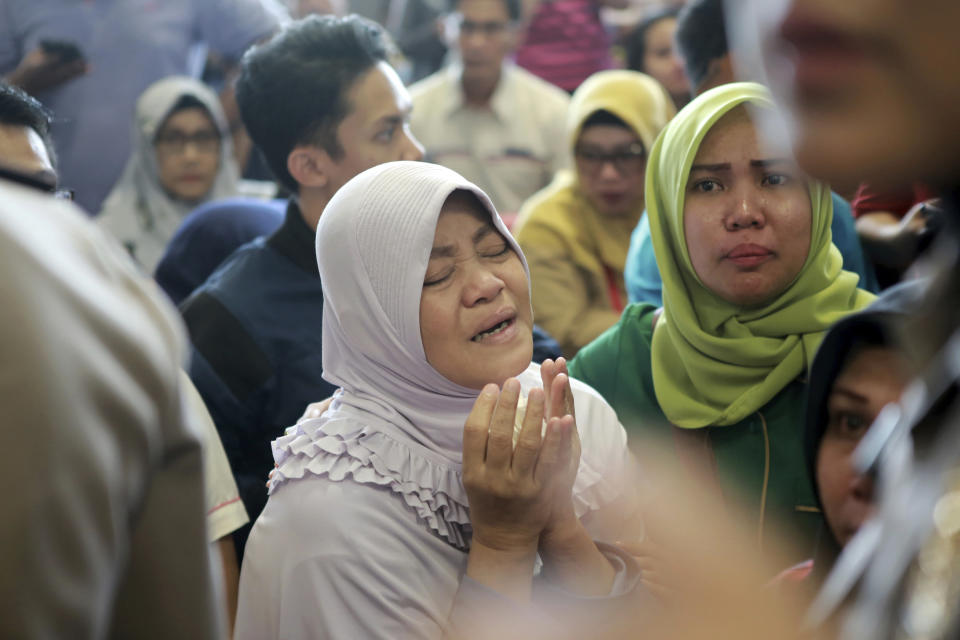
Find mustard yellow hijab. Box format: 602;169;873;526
647;82;875;428
516;71;675;275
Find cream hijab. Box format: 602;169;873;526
97;76;239;271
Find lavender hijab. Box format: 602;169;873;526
269;161;620;549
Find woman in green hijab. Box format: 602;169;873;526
568;82;875;562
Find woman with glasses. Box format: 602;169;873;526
513;70;674;357
97;76;239;271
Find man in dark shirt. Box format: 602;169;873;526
181;15;424;558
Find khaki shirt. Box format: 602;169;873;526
409;63;571;214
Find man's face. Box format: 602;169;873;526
0;123;56;190
322;62;424;196
817;345;910;547
455;0;514;86
733;0;960;188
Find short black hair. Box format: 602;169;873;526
624;7;681;73
450;0;522;22
675;0;728;91
0;82;56;169
235;15;390;193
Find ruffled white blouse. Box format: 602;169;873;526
235;367;639;639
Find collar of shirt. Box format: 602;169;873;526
443;62;515;122
266;199;319;277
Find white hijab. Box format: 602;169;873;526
97;76;239;271
270;161;625;549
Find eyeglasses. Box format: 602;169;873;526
0;164;73;200
447;14;510;37
154;130;221;155
574;142;646;175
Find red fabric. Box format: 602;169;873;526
851;182;937;219
603;264;625;313
515;0;613;92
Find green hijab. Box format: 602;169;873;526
647;82;875;428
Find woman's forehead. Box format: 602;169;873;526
440;190;491;220
432;208;498;248
693;106;790;165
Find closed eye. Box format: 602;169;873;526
423;269;453;287
480;243;511;259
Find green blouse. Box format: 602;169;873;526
569;303;823;563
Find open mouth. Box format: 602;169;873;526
471;318;514;343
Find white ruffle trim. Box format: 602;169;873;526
269;415;621;551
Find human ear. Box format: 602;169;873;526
286;145;329;190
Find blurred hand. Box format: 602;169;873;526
463;378;576;553
617;536;679;603
537;358;582;548
6;48;87;94
890;199;940;265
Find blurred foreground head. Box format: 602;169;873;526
730;0;960;190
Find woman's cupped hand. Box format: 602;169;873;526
462;360;579;555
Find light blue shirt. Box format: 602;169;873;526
0;0;287;213
624;192;879;306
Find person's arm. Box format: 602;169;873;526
0;201;221;638
4;47;87;94
855;203;929;272
215;535;240;637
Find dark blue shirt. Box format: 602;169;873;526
182;201;335;556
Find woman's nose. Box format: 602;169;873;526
462;264;504;306
597;160;621;181
724;191;766;231
181;143;201;161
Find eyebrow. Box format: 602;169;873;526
373;102;413;127
829;386;869;404
430;244;456;259
429;223;498;259
472;223;496;244
374;114;405;129
689;158;792;172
